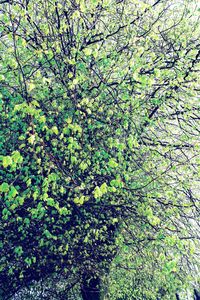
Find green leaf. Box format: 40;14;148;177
52;126;59;135
0;182;9;193
14;246;23;256
39;115;46;123
12;151;23;163
26;178;31;187
93;186;103;199
59;207;70;215
31;100;40;107
46;198;55;206
80;161;88;171
24;257;32;266
108;159;118;168
48;173;57;181
28;135;35;144
18;197;24;205
83;48;92;56
2;208;10;219
8;186;18;199
24;218;30;225
73;195;86;205
100;183;108;194
2;156;13;168
0;74;5;81
27;82;36;92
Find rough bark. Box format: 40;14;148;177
175;293;181;300
194;289;200;300
81;273;101;300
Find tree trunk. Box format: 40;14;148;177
81;273;102;300
194;289;200;300
176;293;180;300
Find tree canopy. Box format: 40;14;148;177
0;0;200;299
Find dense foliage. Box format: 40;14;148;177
0;0;200;299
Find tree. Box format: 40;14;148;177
0;0;200;299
